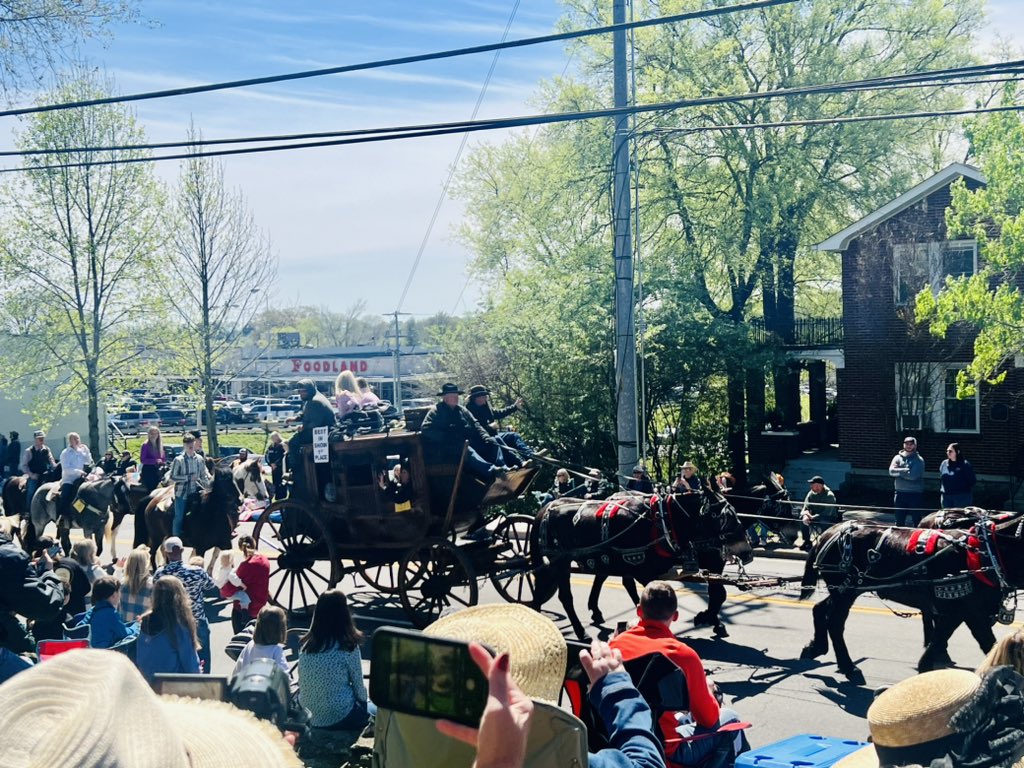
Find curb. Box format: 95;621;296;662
752;545;808;561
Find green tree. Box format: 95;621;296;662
0;74;165;455
0;1;139;95
169;130;276;457
916;100;1024;393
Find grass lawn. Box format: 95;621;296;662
117;426;298;458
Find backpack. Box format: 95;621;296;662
371;701;587;768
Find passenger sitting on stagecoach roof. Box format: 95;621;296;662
334;370;365;418
356;377;380;407
611;581;748;766
798;475;838;552
420;382;511;482
464;384;537;466
287;378;337;449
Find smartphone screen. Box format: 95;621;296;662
370;627;490;727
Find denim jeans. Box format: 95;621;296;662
196;617;211;674
893;491;924;527
673;707;744;766
173;495;188;537
24;477;38;515
496;431;531;463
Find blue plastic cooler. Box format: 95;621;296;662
736;734;869;768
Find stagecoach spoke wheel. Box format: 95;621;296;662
489;514;539;605
252;501;339;616
354;559;425;594
399;537;478;628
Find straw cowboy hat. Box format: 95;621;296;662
0;649;301;768
835;668;1024;767
424;603;567;703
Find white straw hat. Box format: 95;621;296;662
0;649;301;768
425;604;567;703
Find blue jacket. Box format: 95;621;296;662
588;670;666;768
83;600;139;649
939;459;976;497
136;623;200;683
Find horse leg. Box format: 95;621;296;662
826;593;864;684
800;594;831;659
556;567;589;640
964;608;997;658
622;575;640;606
921;609;956;667
918;613;962;672
588;573;607;625
58;521;71;557
694;551;728;636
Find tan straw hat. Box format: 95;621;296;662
0;649;301;768
835;669;1003;768
424;604;567;703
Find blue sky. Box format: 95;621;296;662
12;1;1024;318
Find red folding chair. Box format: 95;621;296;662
37;638;90;663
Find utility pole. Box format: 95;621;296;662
384;311;411;412
612;0;639;481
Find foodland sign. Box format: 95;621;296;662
291;358;370;374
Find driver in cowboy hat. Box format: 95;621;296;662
464;384;542;467
420;383;511;482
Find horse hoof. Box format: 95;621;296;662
841;667;866;685
693;611;714;628
591;612;605;625
800;644;826;660
713;624;729;638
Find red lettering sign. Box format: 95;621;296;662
292;360;302;373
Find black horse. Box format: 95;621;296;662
728;473;798;546
531;485;754;639
798;512;1024;683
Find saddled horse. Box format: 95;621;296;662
2;465;62;524
798;511;1024;683
144;466;241;571
107;481;161;560
24;476;130;557
531;485;754;639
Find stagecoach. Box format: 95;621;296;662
249;420;541;627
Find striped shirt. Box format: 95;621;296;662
169;451;211;498
154;561;217;622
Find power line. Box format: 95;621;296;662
8;59;1023;167
395;0;522;314
9;83;1024;176
0;0;803;120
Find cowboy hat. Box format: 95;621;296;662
680;461;696;471
467;384;490;398
424;604;567;703
834;668;1024;768
436;383;464;396
0;649;301;768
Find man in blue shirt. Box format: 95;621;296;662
154;536;218;673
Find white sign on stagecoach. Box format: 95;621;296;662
312;426;329;463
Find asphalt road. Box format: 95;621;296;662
101;515;1021;749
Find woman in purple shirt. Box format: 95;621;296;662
139;426;165;492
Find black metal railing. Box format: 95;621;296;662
749;317;843;348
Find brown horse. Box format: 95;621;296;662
532;485;753;639
799;512;1024;683
144;467;241;571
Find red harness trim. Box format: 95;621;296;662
966;523;999;588
906;529;940;556
595;500;626;519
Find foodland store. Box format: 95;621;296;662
227;345;439;404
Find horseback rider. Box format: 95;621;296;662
57;433;92;526
464;384;537;466
20;430;55;510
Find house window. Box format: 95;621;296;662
893;240;977;306
895;363;979;433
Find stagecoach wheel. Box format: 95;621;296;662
252;501;339;616
399;537;478;628
489;514;540;604
354;559;426;594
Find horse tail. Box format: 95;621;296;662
799;547;818;601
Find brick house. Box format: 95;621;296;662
816;162;1024;491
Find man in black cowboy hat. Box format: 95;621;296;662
421;383;510;481
464;384;538;467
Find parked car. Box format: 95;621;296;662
109;411;161;434
156;409;189;428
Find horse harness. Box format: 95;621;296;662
816;519;1018;623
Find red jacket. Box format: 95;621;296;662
610;619;720;742
234;553;270;618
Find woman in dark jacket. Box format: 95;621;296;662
939;442;976;508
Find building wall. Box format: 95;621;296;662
839;179;1024;476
